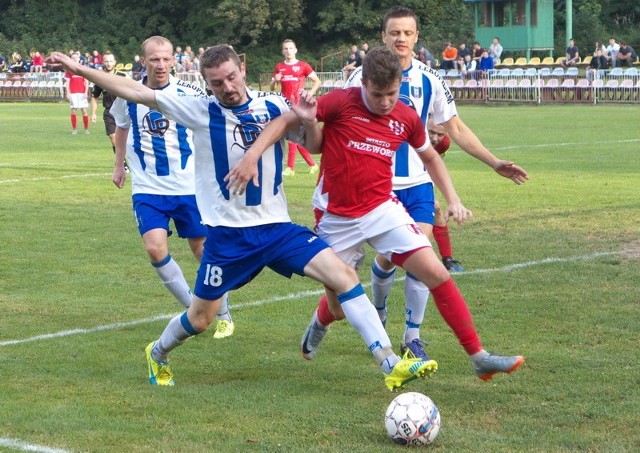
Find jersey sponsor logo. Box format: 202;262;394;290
351;115;371;123
143;110;170;137
348;138;394;157
388;120;405;136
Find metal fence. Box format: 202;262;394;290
441;67;640;105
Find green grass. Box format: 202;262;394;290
1;102;639;452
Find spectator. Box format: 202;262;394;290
131;54;144;80
30;51;44;73
594;40;607;56
361;42;370;54
489;37;503;64
91;50;103;70
616;41;637;67
560;38;580;69
605;38;620;67
441;42;457;71
10;52;27;73
478;49;494;74
472;41;484;63
587;48;608;81
82;52;91;66
342;50;358;79
417;45;436;68
458;42;471;62
183;45;194;60
174;46;184;65
0;54;6;72
460;53;477;78
191;56;200;72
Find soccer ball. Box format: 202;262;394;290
384;392;441;446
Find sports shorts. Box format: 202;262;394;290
103;111;117;135
193;222;329;301
317;198;431;269
69;93;88;109
393;182;435;225
132;193;206;238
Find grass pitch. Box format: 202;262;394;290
0;102;639;452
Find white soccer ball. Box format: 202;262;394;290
384;392;441;446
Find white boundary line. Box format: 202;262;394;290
0;252;615;349
0;437;71;453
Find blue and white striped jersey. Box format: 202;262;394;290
155;88;299;228
345;58;458;189
110;76;204;196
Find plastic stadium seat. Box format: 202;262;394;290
566;67;579;76
446;69;459;77
581;56;592;66
511;68;524;76
541;57;555;65
497;68;510;77
539;67;551;77
620;79;634;88
437;69;447;77
605;80;619;88
592;79;604;88
465;79;478;87
491;79;504;87
545;78;559;88
518;79;532;87
576;79;590;88
452;79;464;88
552;67;565;76
623;67;638;76
514;57;527;66
525;68;538;77
528;57;541;66
500;57;514;66
561;79;575;87
505;79;518;87
609;68;623;77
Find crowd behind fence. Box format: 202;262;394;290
2;68;639;105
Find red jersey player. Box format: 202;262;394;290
65;51;90;134
270;39;320;176
229;46;525;384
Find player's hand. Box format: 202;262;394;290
112;167;126;189
274;73;283;81
225;154;259;195
91;114;97;124
445;201;473;225
45;52;76;73
493;160;529;184
292;89;317;124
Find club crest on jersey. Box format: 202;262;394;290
388;120;405;136
411;86;423;98
143;110;170;137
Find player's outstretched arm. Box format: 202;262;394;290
417;146;472;225
47;52;158;110
225;111;299;194
443;115;529;185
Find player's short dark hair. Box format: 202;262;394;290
362;46;402;87
382;5;419;32
200;44;241;75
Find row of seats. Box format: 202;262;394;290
447;78;640;89
440;67;640;79
0;78;64;97
498;55;640;67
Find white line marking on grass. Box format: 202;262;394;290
0;437;71;453
0;173;111;184
492;138;640;152
0;252;617;348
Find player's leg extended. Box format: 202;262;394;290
370;254;396;326
400;248;524;380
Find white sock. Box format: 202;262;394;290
370;259;396;323
216;293;232;321
338;288;398;372
154;312;198;362
403;273;430;344
153;255;192;308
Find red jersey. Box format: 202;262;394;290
316;87;428;218
65;72;87;94
272;60;315;102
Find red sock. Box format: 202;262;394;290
82;115;89;129
316;295;336;326
433;225;452;258
430;278;482;355
287;142;297;169
70;114;77;129
297;145;316;166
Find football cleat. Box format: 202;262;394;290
145;342;174;386
71;129;78;135
384;353;438;391
300;310;328;360
442;256;464;272
283;167;295;176
473;353;525;381
309;164;319;175
213;320;235;339
400;338;432;361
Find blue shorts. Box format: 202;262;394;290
393;183;435;225
132;194;207;238
193;223;330;300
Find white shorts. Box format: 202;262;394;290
317;199;431;269
69;93;88;109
